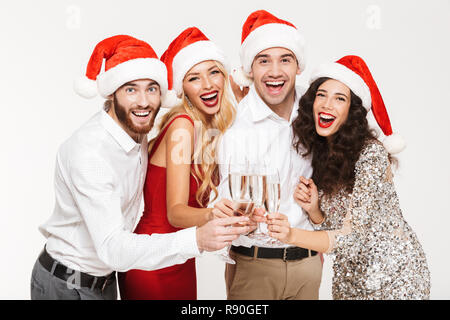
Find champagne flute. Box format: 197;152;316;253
229;167;254;221
215;160;253;264
263;169;285;246
228;161;256;259
247;163;267;239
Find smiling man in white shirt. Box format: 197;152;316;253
216;10;323;300
31;35;250;300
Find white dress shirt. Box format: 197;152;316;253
40;110;200;276
214;85;314;248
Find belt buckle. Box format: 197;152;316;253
283;248;288;261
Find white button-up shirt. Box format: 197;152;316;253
40;110;200;277
214;85;314;248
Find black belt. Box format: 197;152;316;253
38;247;116;292
231;245;317;261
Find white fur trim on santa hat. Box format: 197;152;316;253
161;89;183;108
383;133;406;154
74;76;98;99
172;40;228;96
310;62;372;111
231;67;253;87
96;58;168;98
240;23;306;74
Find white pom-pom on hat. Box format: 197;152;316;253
73;76;98;99
231;67;253;87
383;133;406;155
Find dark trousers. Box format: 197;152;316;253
30;258;117;300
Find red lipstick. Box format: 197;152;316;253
318;112;336;128
200;90;219;108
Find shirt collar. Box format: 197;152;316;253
100;109;141;153
246;84;301;125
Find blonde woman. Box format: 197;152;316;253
118;27;245;300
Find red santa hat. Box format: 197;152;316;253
232;10;306;87
310;55;406;154
160;27;228;108
74;35;168;101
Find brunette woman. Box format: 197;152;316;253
267;55;431;299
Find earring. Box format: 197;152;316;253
186;96;194;110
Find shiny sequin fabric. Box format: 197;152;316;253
313;141;431;299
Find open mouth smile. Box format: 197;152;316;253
264;80;285;95
318;112;336;128
200;90;219;107
131;109;152;124
132;110;150;117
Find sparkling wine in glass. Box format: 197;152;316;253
215;161;253;265
231;199;255;218
228;172;254;220
264;170;285;246
247;170;267;239
264;178;280;214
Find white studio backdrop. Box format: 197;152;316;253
0;0;449;299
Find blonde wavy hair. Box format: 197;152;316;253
158;61;236;206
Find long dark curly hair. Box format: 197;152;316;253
292;77;378;195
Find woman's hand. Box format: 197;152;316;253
294;177;325;224
210;198;235;220
294;177;320;214
251;207;266;224
266;212;292;243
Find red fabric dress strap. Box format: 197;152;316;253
149;114;194;159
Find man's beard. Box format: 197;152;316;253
113;95;155;136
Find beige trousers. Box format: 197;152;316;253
225;248;322;300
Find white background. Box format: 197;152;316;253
1;0;449;299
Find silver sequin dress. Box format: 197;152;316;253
312;141;431;299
